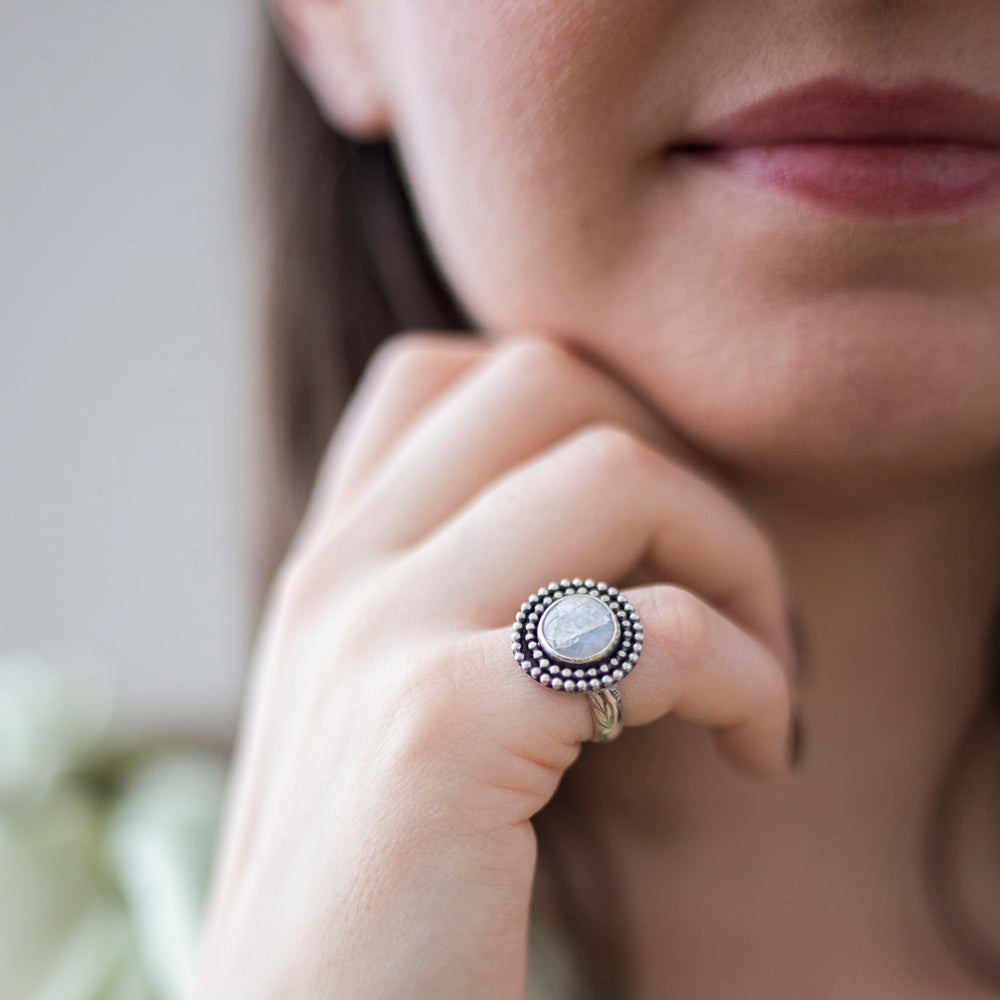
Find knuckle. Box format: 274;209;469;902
381;640;468;761
364;332;422;386
495;334;570;371
365;330;474;389
272;524;373;622
491;336;585;394
492;338;621;415
270;549;313;612
652;584;712;665
565;422;659;481
267;552;333;633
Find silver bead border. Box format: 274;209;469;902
510;578;643;693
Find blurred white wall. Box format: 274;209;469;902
1;1;263;738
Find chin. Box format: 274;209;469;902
617;289;1000;508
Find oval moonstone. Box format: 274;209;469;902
537;594;620;665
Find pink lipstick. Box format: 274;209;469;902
670;76;1000;217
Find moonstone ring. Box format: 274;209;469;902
510;578;643;742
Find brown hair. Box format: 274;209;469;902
247;12;1000;997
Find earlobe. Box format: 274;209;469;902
267;0;391;139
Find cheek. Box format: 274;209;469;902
378;0;687;323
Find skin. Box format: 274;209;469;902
189;2;1000;997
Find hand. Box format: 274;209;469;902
187;333;799;1000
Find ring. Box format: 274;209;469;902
510;578;642;742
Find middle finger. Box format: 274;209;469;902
406;422;799;680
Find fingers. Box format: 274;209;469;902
294;332;488;551
616;584;792;779
284;333;797;787
329;335;721;550
405;423;797;681
452;581;792;786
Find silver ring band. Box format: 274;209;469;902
511;578;642;744
587;683;623;742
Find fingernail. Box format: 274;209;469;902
784;605;807;680
787;706;805;770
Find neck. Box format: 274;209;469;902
564;460;1000;999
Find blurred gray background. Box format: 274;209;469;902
1;1;263;738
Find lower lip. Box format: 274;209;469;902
684;142;1000;217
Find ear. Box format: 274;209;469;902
268;0;391;139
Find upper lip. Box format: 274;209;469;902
671;75;1000;150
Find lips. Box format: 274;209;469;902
669;76;1000;216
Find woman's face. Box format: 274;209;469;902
301;0;1000;499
